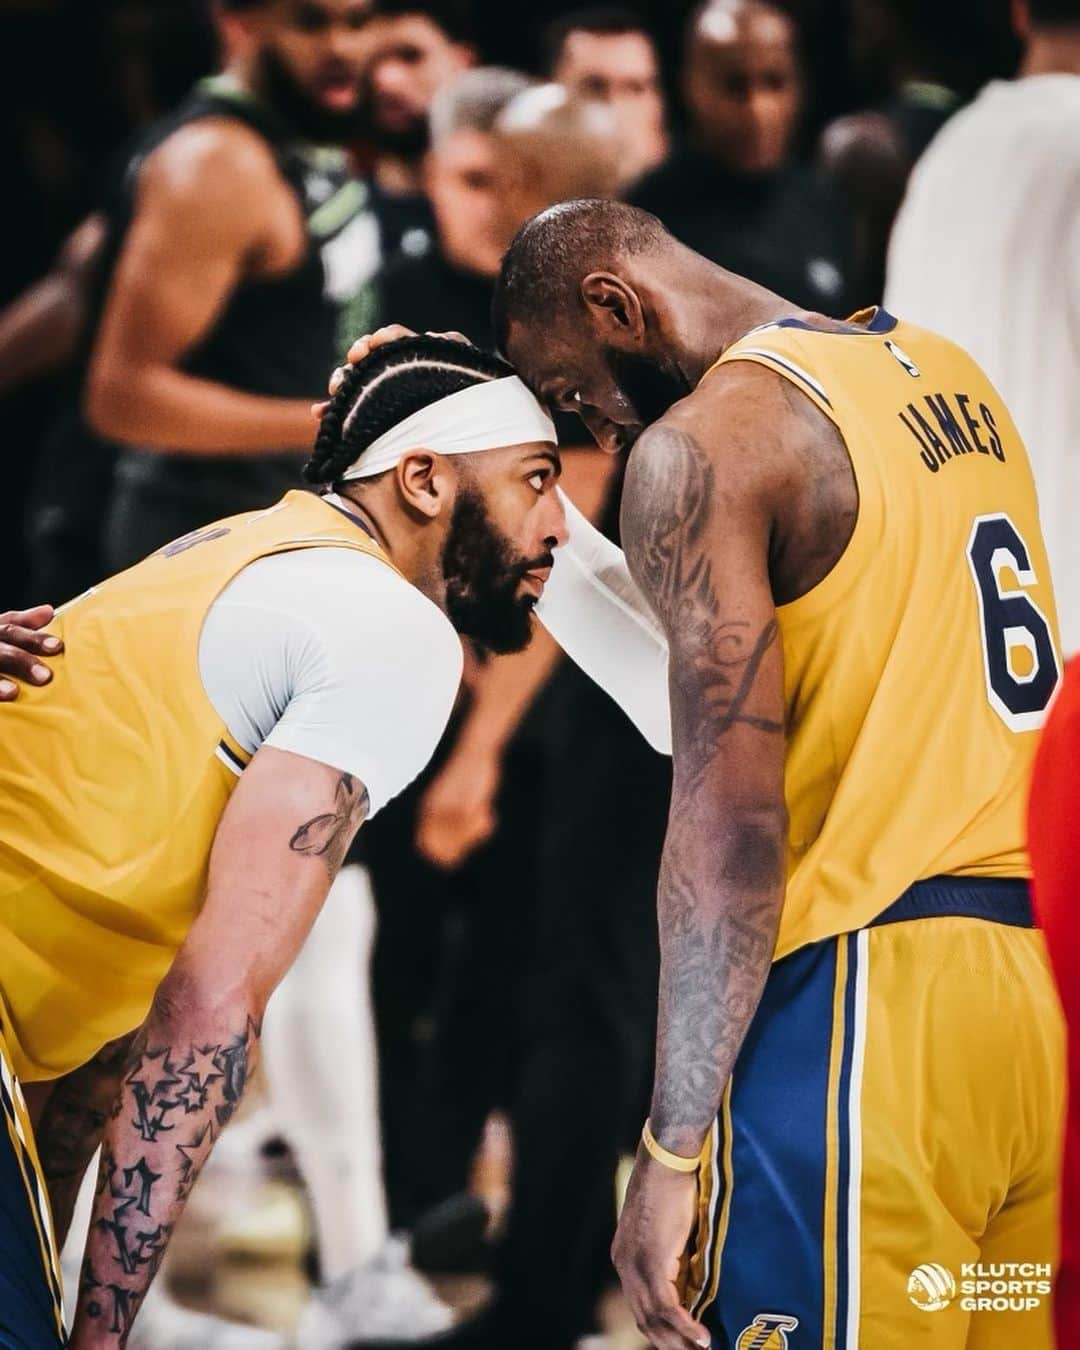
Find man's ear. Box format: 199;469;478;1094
396;450;452;519
580;273;646;341
453;42;478;72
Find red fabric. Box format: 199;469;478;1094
1029;658;1080;1350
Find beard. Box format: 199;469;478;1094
441;486;551;655
605;347;694;429
258;48;362;146
358;83;431;159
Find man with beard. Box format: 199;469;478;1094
82;0;381;575
0;335;573;1347
361;0;475;259
493;199;1063;1349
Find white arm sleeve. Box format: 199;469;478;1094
198;549;464;816
536;488;672;754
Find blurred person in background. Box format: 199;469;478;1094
360;72;624;1254
358;63;539;1244
383;82;656;1350
494;82;626;247
374;66;534;342
885;0;1080;657
360;0;476;258
629;0;849;313
543;5;669;184
85;0;379;572
818;0;978;307
0;0;218;607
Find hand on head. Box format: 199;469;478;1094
311;326;471;420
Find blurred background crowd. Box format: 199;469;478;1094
1;1;1076;1347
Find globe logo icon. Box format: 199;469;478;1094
908;1263;957;1312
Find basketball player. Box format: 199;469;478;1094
82;0;379;578
490;199;1064;1349
0;335;575;1347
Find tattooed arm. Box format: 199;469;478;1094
611;397;789;1350
69;748;369;1348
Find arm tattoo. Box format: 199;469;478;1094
289;771;370;876
34;1033;135;1248
623;429;781;786
73;1014;260;1344
622;425;787;1152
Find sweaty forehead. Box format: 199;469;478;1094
505;322;584;394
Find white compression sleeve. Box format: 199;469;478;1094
261;863;387;1279
536;488;672;755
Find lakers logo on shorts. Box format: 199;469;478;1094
907;1263;957;1312
735;1312;800;1348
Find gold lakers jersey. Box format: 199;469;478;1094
0;491;394;1081
712;309;1062;959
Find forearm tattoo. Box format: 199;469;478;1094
622;427;786;1150
289;771;370;876
74;1016;260;1343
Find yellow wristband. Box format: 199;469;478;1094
642;1119;700;1174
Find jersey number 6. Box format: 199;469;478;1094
967;513;1060;733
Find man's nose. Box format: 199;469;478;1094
543;496;570;551
591;417;626;456
373;59;409;96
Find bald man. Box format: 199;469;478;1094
494;198;1062;1350
630;0;850;312
493;83;625;245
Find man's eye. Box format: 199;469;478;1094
528;471;548;491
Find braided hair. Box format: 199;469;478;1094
304;335;516;488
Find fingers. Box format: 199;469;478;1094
622;1279;710;1350
345;323;417;366
0;637;56;697
317;325;473;422
0;604;56;632
0;622;62;657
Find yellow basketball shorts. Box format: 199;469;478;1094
0;1024;65;1347
683;877;1064;1349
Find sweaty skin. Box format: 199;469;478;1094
608;356;854;1350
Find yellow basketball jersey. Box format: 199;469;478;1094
712;309;1062;959
0;491;395;1081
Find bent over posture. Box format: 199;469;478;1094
0;336;570;1347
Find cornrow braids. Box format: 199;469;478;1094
304;335;515;487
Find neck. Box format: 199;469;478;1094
664;255;798;386
223;57;258;99
334;487;447;610
1021;29;1080;77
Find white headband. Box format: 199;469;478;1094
338;375;557;481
